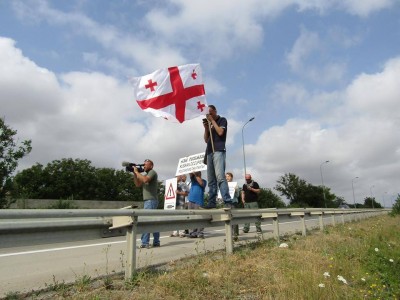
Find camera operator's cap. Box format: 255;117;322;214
144;159;153;164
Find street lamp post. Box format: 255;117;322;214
382;192;387;208
241;117;255;177
370;185;375;209
320;160;330;208
352;176;359;208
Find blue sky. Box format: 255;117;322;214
1;0;399;206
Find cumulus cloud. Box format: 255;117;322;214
248;56;400;201
2;0;399;207
0;37;206;179
286;27;347;84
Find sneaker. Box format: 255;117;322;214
179;233;186;238
204;206;216;209
242;230;249;234
170;233;178;237
224;202;233;209
138;244;150;249
189;233;198;238
198;234;205;239
152;244;161;247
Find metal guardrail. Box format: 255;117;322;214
0;208;390;279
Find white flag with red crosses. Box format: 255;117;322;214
130;63;208;123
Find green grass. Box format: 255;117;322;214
9;214;400;299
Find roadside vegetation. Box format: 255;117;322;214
5;213;399;300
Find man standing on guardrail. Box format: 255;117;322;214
133;159;160;248
203;105;233;209
242;173;262;234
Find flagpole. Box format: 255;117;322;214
207;119;215;153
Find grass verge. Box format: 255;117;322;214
5;214;400;300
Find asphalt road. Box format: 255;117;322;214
0;215;339;297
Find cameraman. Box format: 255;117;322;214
133;159;160;248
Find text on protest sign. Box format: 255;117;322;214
176;152;207;176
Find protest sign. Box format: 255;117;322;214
217;182;238;200
175;152;207;176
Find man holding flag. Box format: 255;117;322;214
130;64;233;208
203;105;233;209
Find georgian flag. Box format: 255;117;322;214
130;63;208;123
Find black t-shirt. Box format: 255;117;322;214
206;116;227;154
242;181;260;202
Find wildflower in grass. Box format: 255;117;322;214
337;275;348;284
389;259;394;263
375;248;379;252
318;283;325;288
323;272;330;278
279;243;289;248
361;278;366;282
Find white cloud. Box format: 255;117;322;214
345;57;400;121
0;37;61;123
0;37;210;184
295;0;395;17
339;0;395;17
286;27;347;84
247;56;400;201
2;0;399;207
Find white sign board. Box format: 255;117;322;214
164;177;177;210
175;152;207;176
217;182;238;200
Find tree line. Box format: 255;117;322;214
0;117;388;209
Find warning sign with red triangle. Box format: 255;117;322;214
164;177;178;210
165;182;176;200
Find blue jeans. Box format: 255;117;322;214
207;151;232;207
141;199;160;246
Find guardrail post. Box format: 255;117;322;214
125;216;138;280
291;211;306;236
212;209;233;254
225;219;233;254
273;217;280;243
341;213;345;224
331;214;336;226
319;214;324;231
300;215;306;236
262;212;279;243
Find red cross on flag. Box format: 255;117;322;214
130;63;208;123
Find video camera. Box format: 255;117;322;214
122;161;144;173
